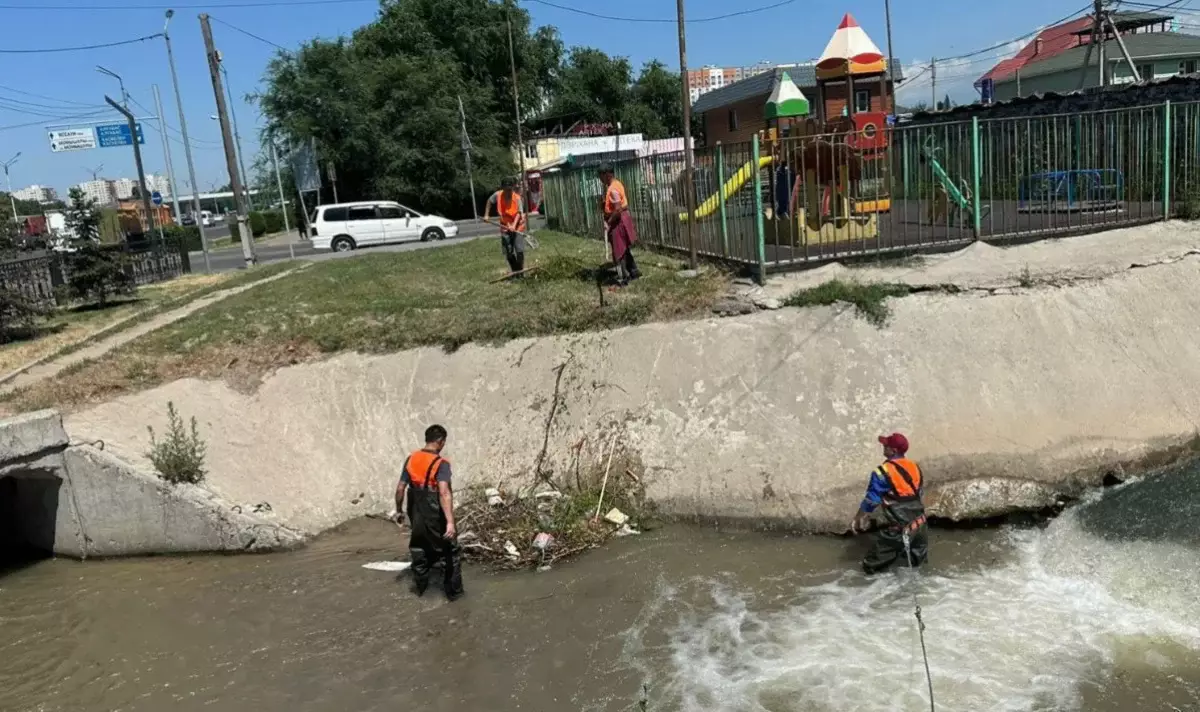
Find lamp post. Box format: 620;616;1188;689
3;153;20;223
96;65;128;108
83;164;104;181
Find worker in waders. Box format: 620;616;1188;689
483;177;527;277
851;433;929;575
394;424;464;600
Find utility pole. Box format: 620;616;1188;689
1096;0;1106;87
200;13;255;267
152;84;182;222
105;96;157;245
2;153;19;224
931;57;937;108
221;63;254;211
269;138;294;259
458;95;479;220
164;9;210;273
677;0;699;270
883;0;895;116
506;8;529;212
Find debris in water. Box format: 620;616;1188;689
604;508;630;526
615;524;640;537
362;561;412;573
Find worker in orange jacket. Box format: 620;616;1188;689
484;177;527;277
851;432;929;574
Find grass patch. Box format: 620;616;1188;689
2;232;726;411
783;279;913;326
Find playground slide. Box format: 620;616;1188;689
679;155;774;221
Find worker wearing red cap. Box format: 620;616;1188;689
851;432;929;574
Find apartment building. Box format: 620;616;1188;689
72;174;169;206
75;179;116;207
11;185;58;204
687;62;779;103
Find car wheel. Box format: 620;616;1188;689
331;235;356;252
421;227;446;242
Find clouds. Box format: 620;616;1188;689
894;37;1029;108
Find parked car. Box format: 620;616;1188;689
310;201;458;252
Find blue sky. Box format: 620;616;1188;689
0;0;1093;200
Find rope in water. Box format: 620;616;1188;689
904;530;936;712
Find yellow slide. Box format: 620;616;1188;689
679;155;774;221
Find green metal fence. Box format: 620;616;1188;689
543;101;1199;278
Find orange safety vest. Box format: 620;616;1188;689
603;178;628;217
405;449;448;491
497;190;527;232
879;458;923;503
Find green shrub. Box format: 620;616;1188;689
146;402;207;485
263;210;285;234
248;211;267;237
162;225;203;252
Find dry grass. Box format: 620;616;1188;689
2;232;727;412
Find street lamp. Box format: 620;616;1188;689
96;65;128;108
3;152;21;224
219;64;254;210
83;164;104;181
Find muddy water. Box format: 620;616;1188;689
3;465;1200;712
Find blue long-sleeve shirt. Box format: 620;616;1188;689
860;465;891;513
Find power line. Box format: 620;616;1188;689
524;0;799;23
0;33;162;54
127;94;224;149
210;15;289;52
0;83;100;108
0;111;112;132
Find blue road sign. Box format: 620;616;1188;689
980;78;995;105
151;191;163;206
96;122;146;148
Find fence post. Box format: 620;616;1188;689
752;134;767;283
1164;100;1172;220
716;143;729;258
970;116;982;239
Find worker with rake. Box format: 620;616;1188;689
598;163;639;285
484;176;527;278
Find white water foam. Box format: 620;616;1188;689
623;508;1200;712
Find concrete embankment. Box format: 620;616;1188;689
0;410;302;558
60;226;1200;537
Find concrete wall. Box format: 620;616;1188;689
0;410;301;559
63;250;1200;536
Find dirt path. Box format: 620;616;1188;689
0;266;305;396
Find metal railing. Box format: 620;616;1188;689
543;100;1200;278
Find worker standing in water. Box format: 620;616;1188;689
851;433;929;574
483;177;527;277
598;163;640;285
394;424;464;600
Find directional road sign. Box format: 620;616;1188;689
48;128;98;153
151;191;163;206
96;122;146;148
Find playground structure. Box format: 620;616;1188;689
677;14;893;247
921;136;990;227
1017;169;1125;213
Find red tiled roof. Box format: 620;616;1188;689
978;17;1093;85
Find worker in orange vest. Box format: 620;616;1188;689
851;432;929;574
394;424;464;600
483;177;527;277
599;163;639;285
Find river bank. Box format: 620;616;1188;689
3;460;1199;712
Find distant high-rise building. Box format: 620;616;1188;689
111;178;137;200
687;61;794;103
74;179;117;207
145;174;171;197
11;185;58;204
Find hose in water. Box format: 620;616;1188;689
903;530;936;712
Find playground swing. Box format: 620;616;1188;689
921;136;990;228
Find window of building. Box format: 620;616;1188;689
1139;63;1155;80
855;90;871;113
524;143;537;159
347;206;378;221
728;108;739;132
1180;59;1197;75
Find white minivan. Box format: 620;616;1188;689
311;201;459;252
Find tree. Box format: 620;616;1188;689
627;60;685;139
550;48;634;126
63;187;133;308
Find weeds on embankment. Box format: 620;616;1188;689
783;280;914;326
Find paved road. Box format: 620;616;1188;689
190;218;543;272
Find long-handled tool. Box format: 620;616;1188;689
481;218;540;249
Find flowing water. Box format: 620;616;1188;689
2;462;1200;712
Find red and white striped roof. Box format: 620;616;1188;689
817;13;884;69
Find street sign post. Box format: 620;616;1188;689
151;190;163;206
96;122;146;148
48;128;98;153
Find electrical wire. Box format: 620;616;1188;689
0;0;369;8
210;16;290;52
126;94;225;151
0;33;162;54
524;0;799;24
0;83;101;108
0;111;112;132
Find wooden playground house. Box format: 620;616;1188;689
758;14;893;247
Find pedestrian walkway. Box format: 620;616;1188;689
0;265;305;396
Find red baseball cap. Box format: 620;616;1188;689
878;433;909;454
